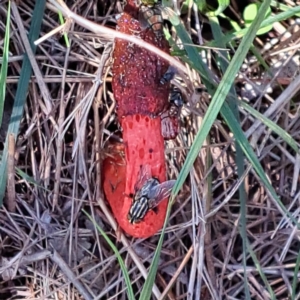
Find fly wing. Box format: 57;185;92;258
134;165;152;191
138;6;150;30
147;179;176;208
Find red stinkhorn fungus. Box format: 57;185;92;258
103;116;168;238
103;4;175;238
112;8;170;118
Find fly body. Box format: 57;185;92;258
160;86;183;140
169;87;183;118
160;66;177;85
134;177;160;202
128;196;149;224
127;165;175;224
138;1;164;38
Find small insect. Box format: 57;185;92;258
160;66;177;85
161;87;183;139
138;0;164;38
127;165;176;224
168;87;183;118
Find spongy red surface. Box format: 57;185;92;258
112;11;170;118
105;3;172;238
102;115;167;238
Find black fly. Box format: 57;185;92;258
138;1;164;38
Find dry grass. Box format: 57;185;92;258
1;0;300;299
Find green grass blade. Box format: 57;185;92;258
83;210;135;300
239;100;299;153
217;13;271;73
246;238;276;299
0;1;11;127
271;0;300;18
195;0;207;12
58;11;70;48
140;5;271;296
220;103;278;298
139;201;172;300
208;5;300;46
0;0;47;206
209;15;251;299
167;9;216;91
292;247;300;298
207;0;230;16
16;168;50;191
221;102;300;227
172;0;272;197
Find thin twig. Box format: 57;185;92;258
50;249;93;300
